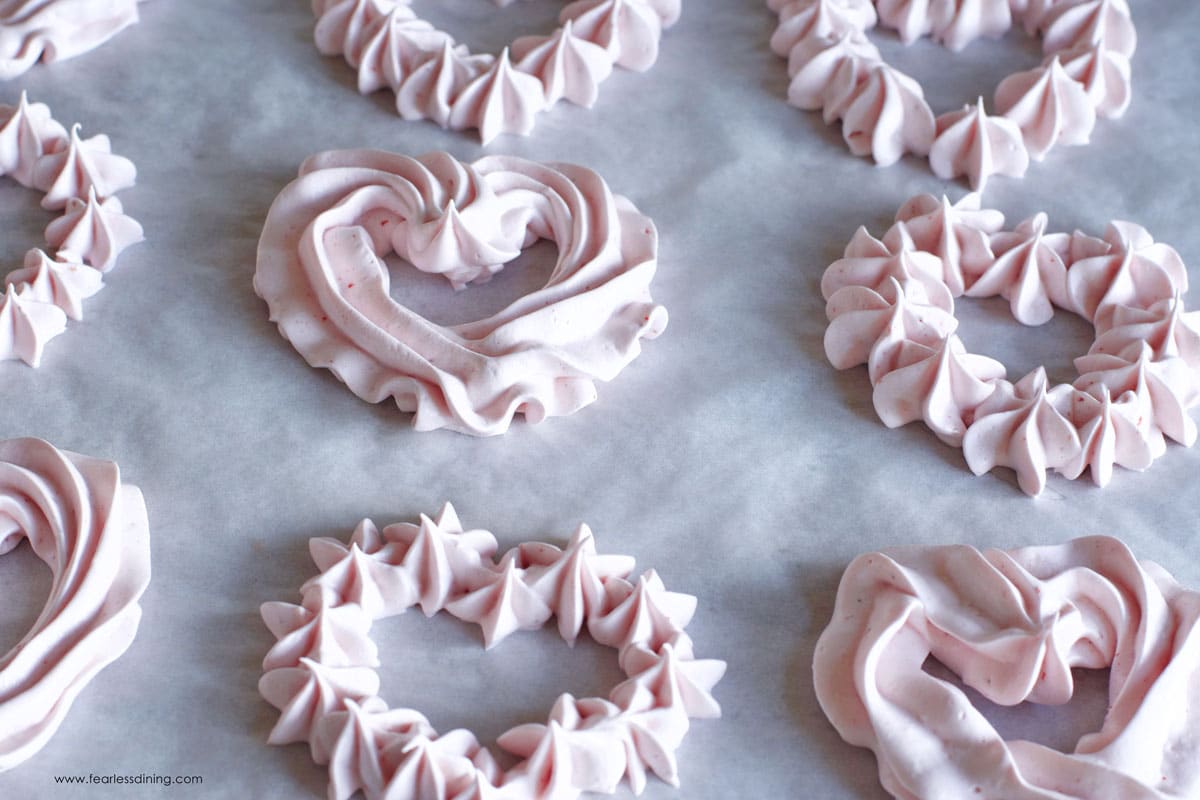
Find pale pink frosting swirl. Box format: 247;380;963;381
5;249;101;321
815;536;1200;800
0;438;150;772
0;0;149;79
930;98;1029;192
840;64;936;167
254;150;667;436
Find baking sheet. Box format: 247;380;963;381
2;0;1199;797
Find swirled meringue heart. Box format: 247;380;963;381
0;437;150;772
254;149;667;436
815;536;1200;800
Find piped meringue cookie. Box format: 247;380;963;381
0;285;67;367
446;49;547;145
561;0;664;72
767;0;1135;185
929;97;1029;192
873;0;935;44
0;97;142;368
0;93;67;187
45;189;145;272
823;276;958;378
815;536;1200;800
5;249;103;321
823;194;1200;495
1090;295;1200;367
840;64;936;167
311;0;680;143
1040;0;1136;59
0;0;149;79
821;238;953;313
1060;383;1160;486
0;438;150;771
33;124;137;210
784;30;880;112
929;0;1012;52
963;368;1079;495
354;11;450;96
966;212;1069;326
873;333;1005;446
259;504;724;800
887;192;1003;296
995;57;1097;161
394;41;494;129
1056;41;1132;119
1066;221;1188;330
512;21;614;108
254;150;667;436
1074;342;1200;447
771;0;877;59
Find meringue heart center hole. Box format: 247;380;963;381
954;295;1095;386
0;177;49;272
922;657;1110;754
0;539;52;659
410;0;565;57
385;239;558;327
871;26;1041;113
375;610;626;767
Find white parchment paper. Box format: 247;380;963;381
2;1;1199;797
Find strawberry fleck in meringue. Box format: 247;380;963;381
814;536;1200;800
0;438;151;772
254;149;667;437
822;193;1199;495
767;0;1135;190
259;503;725;800
0;0;151;79
0;94;144;367
312;0;680;144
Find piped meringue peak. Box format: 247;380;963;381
815;536;1200;800
0;0;150;79
822;192;1199;495
0;94;144;367
768;0;1135;189
312;0;679;144
254;149;668;437
0;437;151;772
259;503;725;800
